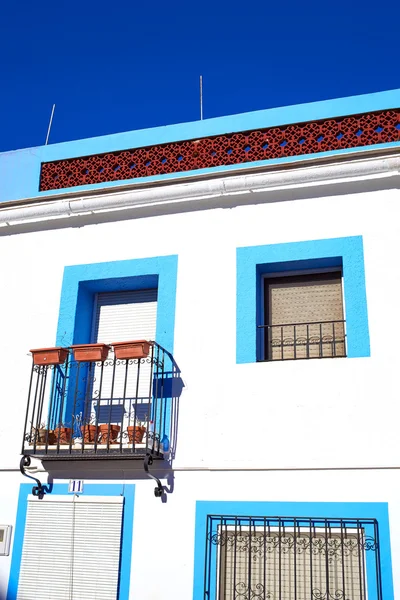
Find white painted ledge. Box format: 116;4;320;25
1;154;400;227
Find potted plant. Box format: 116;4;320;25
112;340;151;360
32;422;56;445
127;416;147;444
127;423;146;443
98;424;120;444
71;343;110;362
80;423;99;443
73;412;98;444
30;347;69;366
54;425;72;444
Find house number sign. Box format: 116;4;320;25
68;480;84;493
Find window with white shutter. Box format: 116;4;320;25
263;272;346;360
93;290;158;346
89;289;157;427
17;496;124;600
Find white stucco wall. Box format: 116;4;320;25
129;470;400;600
0;160;399;597
0;471;399;599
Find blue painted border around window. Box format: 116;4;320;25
7;483;135;600
193;500;394;600
56;254;178;352
236;235;370;363
55;254;178;422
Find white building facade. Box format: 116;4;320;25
0;89;399;599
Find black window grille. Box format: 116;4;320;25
204;515;382;600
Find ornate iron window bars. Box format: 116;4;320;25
204;515;382;600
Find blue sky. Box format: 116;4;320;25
1;0;399;152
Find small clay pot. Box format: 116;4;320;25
54;427;72;444
98;424;120;444
36;429;56;445
127;425;146;443
80;425;98;443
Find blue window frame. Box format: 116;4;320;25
7;483;135;600
56;254;178;351
55;255;178;420
193;501;394;600
236;236;370;363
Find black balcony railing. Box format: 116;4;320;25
258;320;347;361
205;515;382;600
22;342;180;460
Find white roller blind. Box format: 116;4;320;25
17;496;123;600
70;499;123;600
93;289;158;344
17;498;74;600
91;290;158;417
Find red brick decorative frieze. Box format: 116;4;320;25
40;109;400;191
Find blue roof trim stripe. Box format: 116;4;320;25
4;88;400;160
1;88;400;203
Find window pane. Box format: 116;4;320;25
264;273;345;360
87;289;158;431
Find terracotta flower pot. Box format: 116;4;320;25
54;427;72;444
36;429;56;445
31;347;69;366
98;424;120;444
127;425;146;443
80;425;98;443
71;343;110;362
112;340;151;360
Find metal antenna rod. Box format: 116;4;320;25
45;104;56;145
200;76;203;121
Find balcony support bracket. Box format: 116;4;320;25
20;455;51;500
144;453;163;498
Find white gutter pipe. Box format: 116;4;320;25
1;155;400;227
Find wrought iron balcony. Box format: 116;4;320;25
22;342;180;460
258;320;347;361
